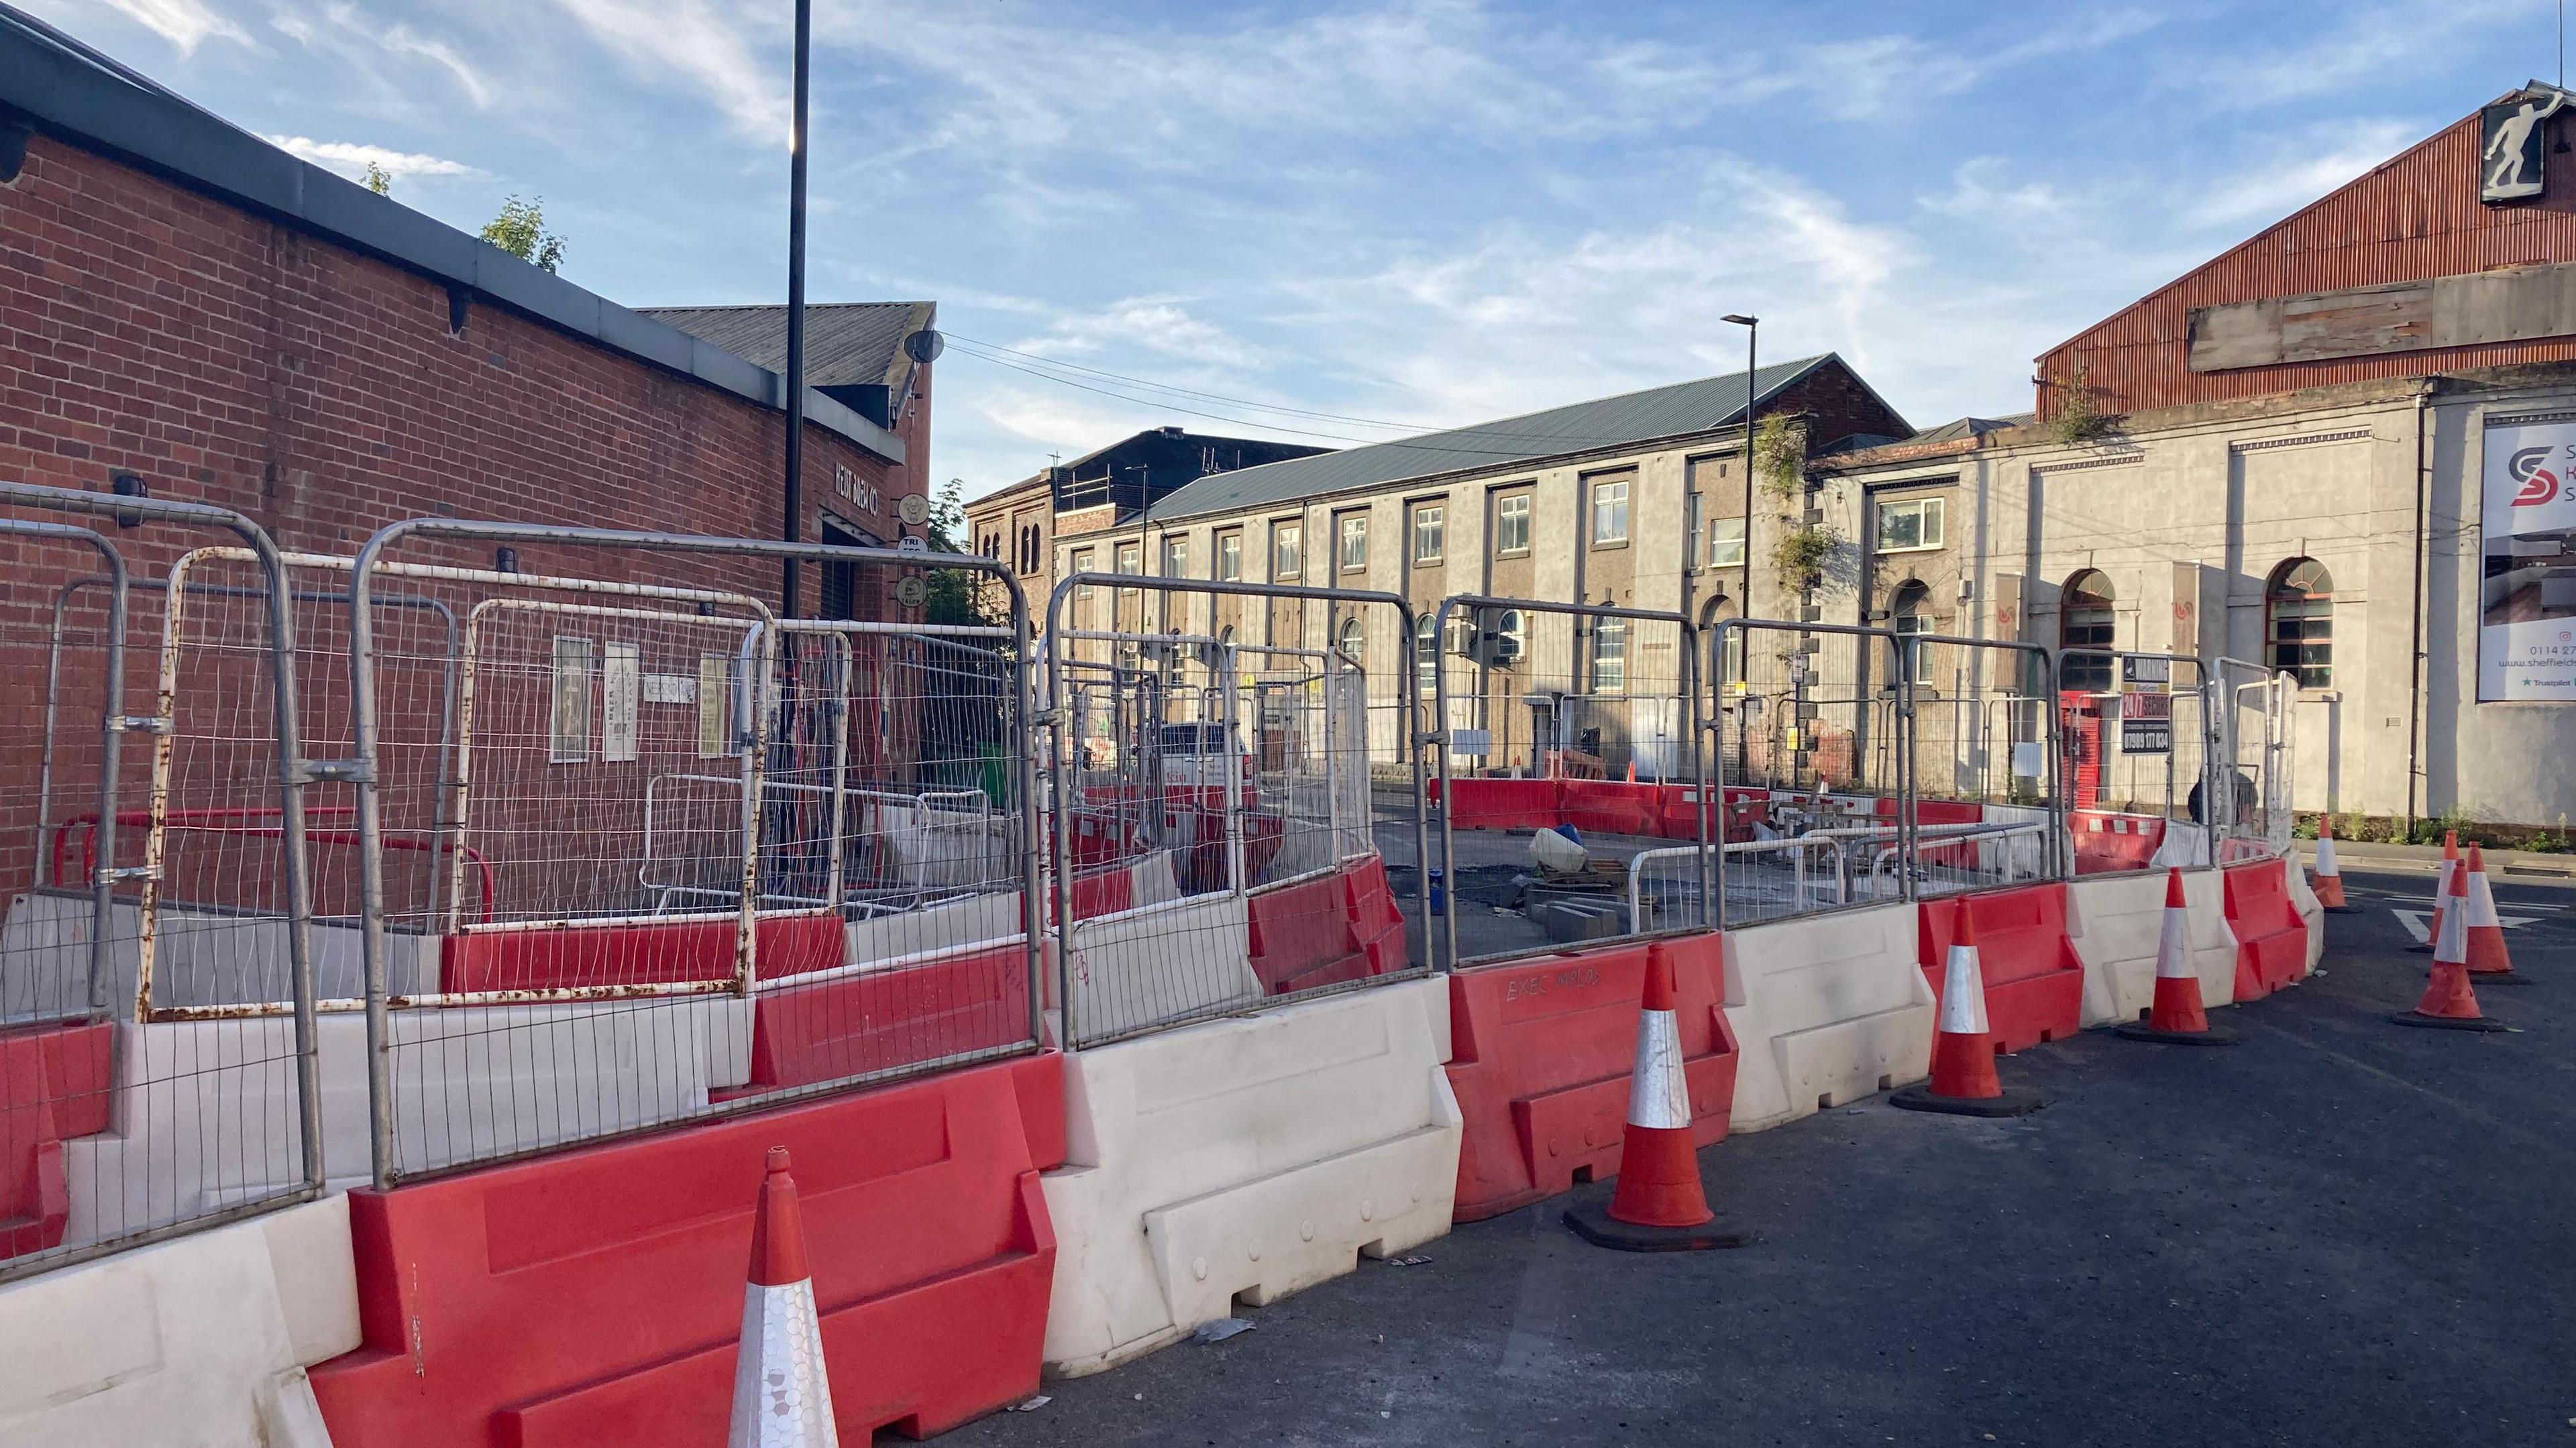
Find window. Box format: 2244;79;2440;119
1590;476;1630;545
1707;517;1746;567
1498;608;1527;665
1338;514;1368;573
1413;503;1444;563
1161;537;1188;577
1337;615;1366;668
1216;531;1242;581
550;636;592;763
1686;492;1703;565
1072;548;1097;615
1417;612;1440;695
1115;542;1140;574
1877;496;1945;553
2060;569;2116;693
1890;580;1934;677
1273;522;1301;581
1493;494;1532;555
1591;616;1626;692
2267;558;2333;689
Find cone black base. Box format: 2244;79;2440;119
2388;1009;2508;1032
2324;905;2357;914
2406;942;2433;954
1888;1082;2045;1117
2112;1019;2240;1046
1563;1203;1758;1253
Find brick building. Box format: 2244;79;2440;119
0;7;928;606
1821;83;2576;833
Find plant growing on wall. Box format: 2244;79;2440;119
2045;366;2118;446
1770;519;1840;596
1753;413;1808;503
480;194;567;274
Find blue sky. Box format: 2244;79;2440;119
21;0;2568;497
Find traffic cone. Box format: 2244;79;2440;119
2116;869;2238;1046
2409;831;2459;954
1891;909;2045;1116
728;1148;838;1448
1564;951;1756;1251
2392;859;2506;1032
2459;845;2528;985
2310;820;2350;911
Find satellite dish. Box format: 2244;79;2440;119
896;535;928;554
898;493;930;528
902;329;945;365
896;576;928;609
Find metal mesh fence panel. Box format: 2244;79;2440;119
1430;596;1707;963
1709;620;1906;927
1045;576;1428;1048
2214;660;2296;862
347;522;1042;1186
1900;632;2062;899
0;486;322;1285
2059;651;2218;874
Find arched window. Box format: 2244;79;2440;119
1496;608;1527;667
2060;569;2116;693
1590;616;1627;693
2267;559;2332;688
1336;615;1366;670
1890;579;1933;677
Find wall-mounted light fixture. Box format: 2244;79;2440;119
109;471;147;528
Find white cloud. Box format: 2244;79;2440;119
2178;0;2531;109
266;135;478;182
1019;300;1272;370
95;0;247;53
553;0;786;140
2185;119;2422;227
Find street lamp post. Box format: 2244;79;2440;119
780;0;813;619
1721;315;1758;618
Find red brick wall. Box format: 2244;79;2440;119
0;133;939;929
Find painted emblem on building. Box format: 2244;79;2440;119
2481;88;2571;203
2508;445;2561;506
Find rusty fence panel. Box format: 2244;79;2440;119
347;521;1042;1186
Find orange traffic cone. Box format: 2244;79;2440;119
2392;858;2505;1033
729;1148;838;1448
1892;909;2045;1116
2409;831;2459;953
2459;845;2527;985
1564;950;1756;1251
2310;820;2350;911
2116;869;2238;1046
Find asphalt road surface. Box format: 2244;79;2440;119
953;861;2575;1447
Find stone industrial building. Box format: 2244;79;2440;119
1819;82;2576;834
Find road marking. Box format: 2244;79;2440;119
2392;908;2540;944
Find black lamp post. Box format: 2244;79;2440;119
781;0;812;618
1721;315;1758;616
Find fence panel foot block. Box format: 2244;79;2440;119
1040;979;1460;1378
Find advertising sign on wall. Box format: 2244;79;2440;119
2479;416;2576;701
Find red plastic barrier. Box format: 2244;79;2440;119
738;944;1036;1093
2071;812;2167;876
1344;854;1409;974
1434;777;1563;831
1558;779;1660;837
0;1021;111;1260
2222;856;2308;1001
309;1053;1063;1446
1245;854;1409;995
438;913;846;993
1919;885;2084;1054
1444;932;1737;1223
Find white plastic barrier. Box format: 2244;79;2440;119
1;893;437;1020
1063;891;1258;1046
0;1194;359;1448
63;997;755;1239
2065;870;2239;1029
1719;901;1934;1133
2284;853;2327;970
1040;977;1460;1376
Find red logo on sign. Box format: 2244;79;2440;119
2515;467;2559;506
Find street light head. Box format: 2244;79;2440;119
1721;314;1758;327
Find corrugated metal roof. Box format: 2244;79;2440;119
639;302;935;392
1148;355;1836;522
